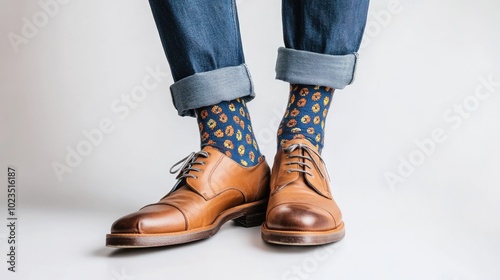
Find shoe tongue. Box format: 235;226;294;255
283;138;316;149
274;140;332;199
199;145;222;155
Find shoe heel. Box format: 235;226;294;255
233;199;268;227
233;211;266;228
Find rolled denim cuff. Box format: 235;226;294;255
170;64;255;117
275;47;358;89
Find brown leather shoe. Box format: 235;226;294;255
261;139;345;245
106;146;270;248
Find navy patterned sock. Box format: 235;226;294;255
196;98;262;167
277;84;334;153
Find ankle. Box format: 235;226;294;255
277;84;334;153
196;98;262;167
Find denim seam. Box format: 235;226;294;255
230;0;242;65
348;52;359;85
243;64;254;95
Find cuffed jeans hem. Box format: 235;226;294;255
275;47;358;89
170;64;255;117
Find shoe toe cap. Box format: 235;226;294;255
110;204;186;234
266;203;335;232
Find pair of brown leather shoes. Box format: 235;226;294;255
106;139;344;247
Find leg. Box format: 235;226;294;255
278;0;370;88
149;0;261;166
263;0;370;246
148;0;252;117
277;0;370;151
106;0;270;248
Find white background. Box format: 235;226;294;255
1;0;500;279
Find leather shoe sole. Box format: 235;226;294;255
261;222;345;246
106;199;267;248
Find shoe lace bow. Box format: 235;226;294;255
169;150;209;180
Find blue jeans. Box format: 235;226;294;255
148;0;370;117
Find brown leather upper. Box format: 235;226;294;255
111;146;270;234
265;139;342;232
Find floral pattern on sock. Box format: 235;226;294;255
277;84;334;153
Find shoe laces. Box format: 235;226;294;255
283;143;330;181
169;150;209;180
